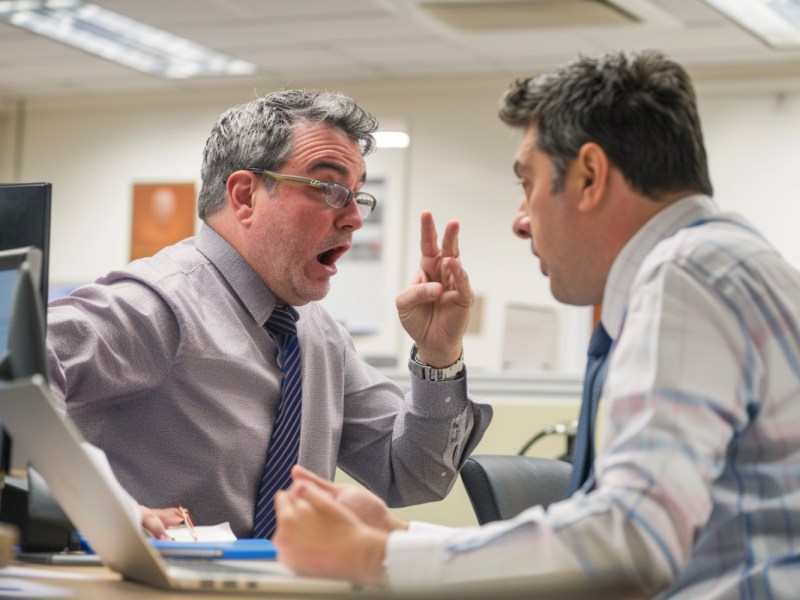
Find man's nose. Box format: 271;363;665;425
512;200;531;239
336;198;364;231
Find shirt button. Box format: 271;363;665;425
445;396;451;403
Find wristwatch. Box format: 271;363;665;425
408;344;464;382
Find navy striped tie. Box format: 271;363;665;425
253;305;302;538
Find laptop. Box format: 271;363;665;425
0;375;352;594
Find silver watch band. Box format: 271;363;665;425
408;344;464;382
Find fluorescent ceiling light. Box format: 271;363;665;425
703;0;800;49
374;131;410;149
0;0;257;79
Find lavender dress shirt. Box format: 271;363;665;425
47;225;492;537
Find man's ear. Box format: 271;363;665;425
575;142;609;213
226;170;258;224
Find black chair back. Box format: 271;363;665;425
461;455;572;524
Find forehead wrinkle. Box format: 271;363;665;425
307;159;367;185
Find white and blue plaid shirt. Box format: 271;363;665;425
386;195;800;599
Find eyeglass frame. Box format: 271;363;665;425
244;167;377;219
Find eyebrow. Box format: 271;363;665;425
308;161;367;184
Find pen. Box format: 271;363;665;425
178;505;198;541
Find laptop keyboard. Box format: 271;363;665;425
167;558;283;576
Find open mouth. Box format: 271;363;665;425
316;244;349;267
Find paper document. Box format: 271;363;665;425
166;521;237;542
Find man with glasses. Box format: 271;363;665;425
46;89;492;539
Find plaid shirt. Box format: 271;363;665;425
387;195;800;599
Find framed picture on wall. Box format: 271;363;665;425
130;182;196;260
502;304;559;372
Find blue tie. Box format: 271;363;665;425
565;322;612;497
253;305;302;538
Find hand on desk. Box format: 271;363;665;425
288;466;407;533
273;466;408;587
139;505;185;540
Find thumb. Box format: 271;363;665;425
397;282;442;312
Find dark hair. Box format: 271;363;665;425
499;50;712;198
198;89;378;220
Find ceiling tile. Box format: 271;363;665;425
1;0;799;99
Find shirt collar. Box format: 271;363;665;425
602;194;718;340
195;224;279;327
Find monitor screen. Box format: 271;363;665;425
0;183;51;312
0;247;46;384
0;183;51;473
0;247;48;476
0;269;15;355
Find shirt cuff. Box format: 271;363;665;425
384;526;455;591
408;520;456;535
408;369;471;418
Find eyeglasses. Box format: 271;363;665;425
246;168;377;219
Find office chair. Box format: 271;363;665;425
460;455;572;524
460;421;576;524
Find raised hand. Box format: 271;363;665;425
396;211;473;367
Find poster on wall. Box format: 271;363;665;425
502;304;558;372
130;182;196;260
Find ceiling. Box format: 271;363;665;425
3;0;800;99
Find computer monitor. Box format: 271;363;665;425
0;247;46;382
0;247;47;473
0;183;51;313
0;183;51;474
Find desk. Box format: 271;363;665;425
2;564;228;599
1;561;646;599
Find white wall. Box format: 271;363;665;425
699;85;800;265
2;74;799;375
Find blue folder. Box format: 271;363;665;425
151;538;277;559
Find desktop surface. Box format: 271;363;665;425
2;560;645;599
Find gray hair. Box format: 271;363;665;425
499;50;712;199
198;89;378;220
